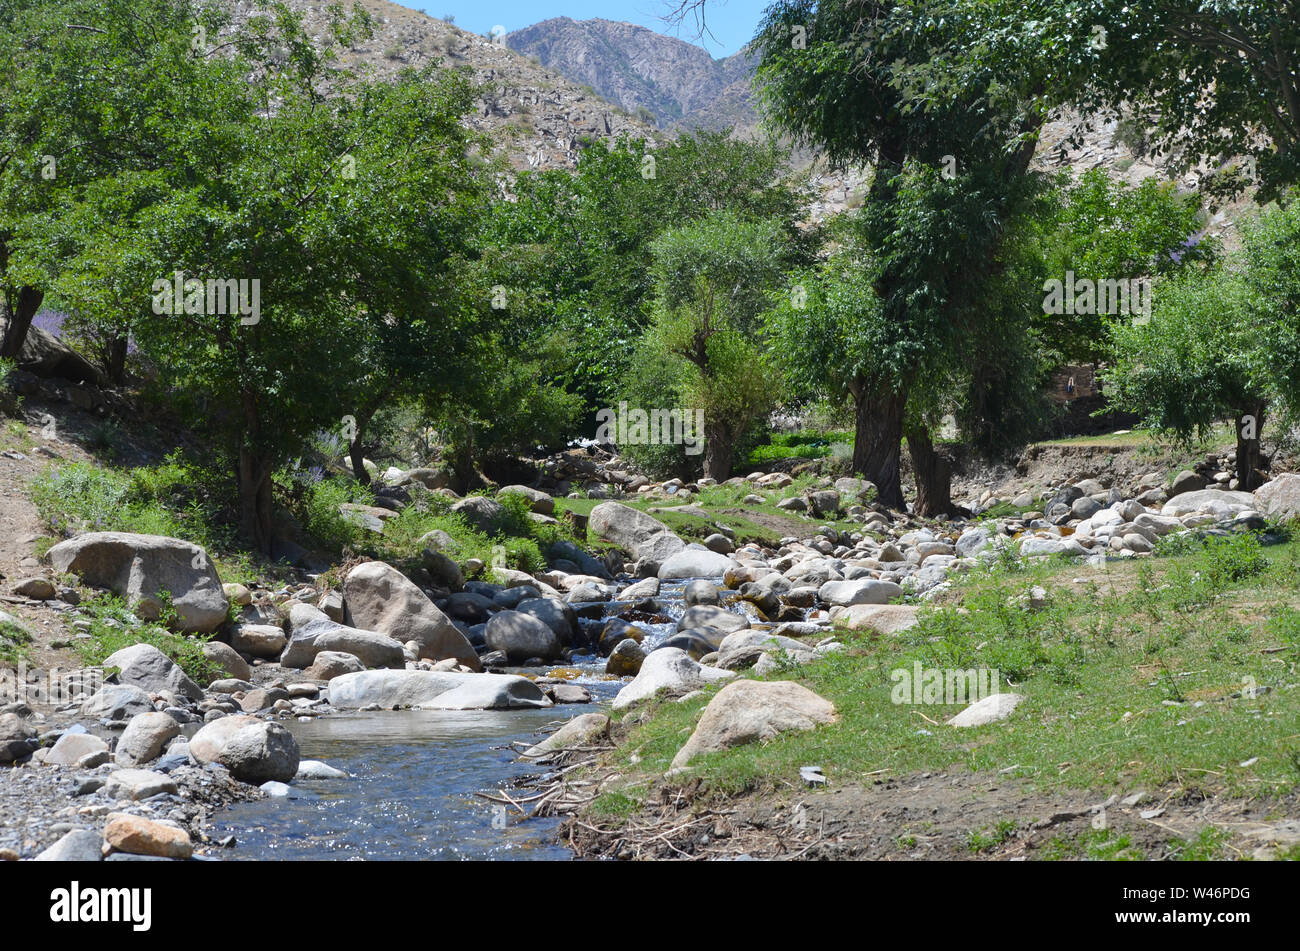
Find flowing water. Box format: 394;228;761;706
209;582;700;861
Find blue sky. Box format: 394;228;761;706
410;0;768;57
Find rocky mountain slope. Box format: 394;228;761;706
505;17;757;134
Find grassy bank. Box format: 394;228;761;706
588;529;1300;830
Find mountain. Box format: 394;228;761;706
271;0;661;174
505;17;758;134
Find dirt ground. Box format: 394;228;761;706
563;769;1300;861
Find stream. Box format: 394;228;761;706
207;581;700;860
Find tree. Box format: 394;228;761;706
626;211;787;480
49;1;490;553
752;0;1046;509
1102;194;1300;488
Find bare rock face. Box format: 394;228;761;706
342;561;480;670
101;643;203;703
47;532;228;632
669;680;837;770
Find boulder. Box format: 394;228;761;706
279;617;405;670
520;713;610;759
1160;488;1259;518
115;712;181;767
588;501;673;551
484;610;562;663
634;530;687;566
1168;470;1207;496
450;496;506;535
714;629;811;670
832;603;920;635
327;669;548;710
1254;473;1300;518
47;532;228;632
611;648;734;710
657;546;738;580
0;712;37;763
101;643;203;702
343;561;479;669
104;769;178;801
669;680;836;770
304;651;366;681
202;641;251;682
229;623;287;659
188;715;300;783
45;731;109;766
605;638;647;677
817;578;903;607
80;684;154;720
419;676;552;710
514;597;578;644
677;604;749;636
498;485;555;515
35;829;103;862
103;813;192;859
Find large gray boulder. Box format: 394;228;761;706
188;715;300;783
484;610;562;662
101;643;203;702
450;496;506;535
817;578;903;607
327;670;549;710
35;829;103;862
657;546;738;580
611;647;734;710
279;616;405;670
589;501;672;550
47;532;228;632
498;485;555;515
514;597;578;644
342;561;479;669
1161;488;1260;518
1254;474;1300;518
677;604;749;636
670;680;836;770
114;712;181;767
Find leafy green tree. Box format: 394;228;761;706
623;211;786;480
1103;194;1300;488
752;0;1046;509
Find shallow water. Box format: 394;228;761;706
208;700;613;861
209;577;734;861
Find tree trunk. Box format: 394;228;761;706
104;334;129;385
238;447;275;555
1236;402;1267;490
0;286;43;359
447;428;481;495
851;386;908;509
905;421;954;517
703;418;734;481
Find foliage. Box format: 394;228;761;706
74;593;219;685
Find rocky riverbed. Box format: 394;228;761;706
5;459;1299;861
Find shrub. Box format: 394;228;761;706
75;594;219;685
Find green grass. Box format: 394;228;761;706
555;472;867;548
72;593;220;685
0;620;33;665
596;526;1300;817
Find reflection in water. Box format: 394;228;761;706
208;703;609;861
